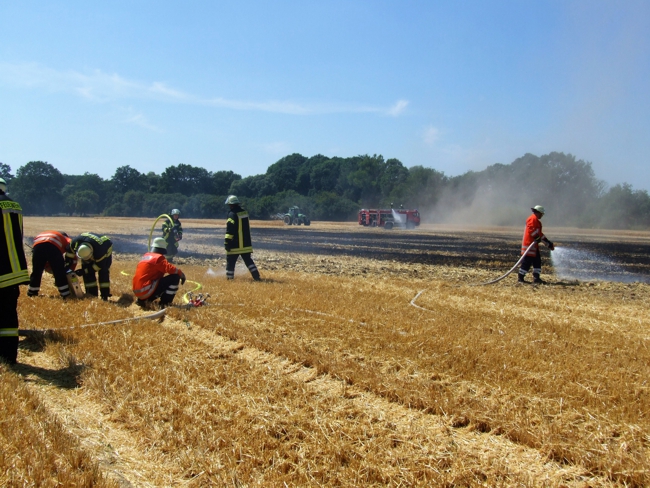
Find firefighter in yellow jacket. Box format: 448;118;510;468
224;195;260;281
0;177;30;364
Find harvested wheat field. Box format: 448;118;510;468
2;217;649;487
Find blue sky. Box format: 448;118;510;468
1;1;649;190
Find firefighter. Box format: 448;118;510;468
224;195;260;281
518;205;555;284
162;209;183;262
28;231;77;298
67;233;113;300
133;237;186;308
0;177;29;364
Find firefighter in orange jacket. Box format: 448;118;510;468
518;205;554;284
133;237;186;308
28;231;77;298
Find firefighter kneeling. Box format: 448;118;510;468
133;237;186;309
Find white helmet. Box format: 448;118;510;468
225;195;240;205
0;178;6;193
531;205;545;215
171;209;180;216
151;237;168;253
76;244;93;260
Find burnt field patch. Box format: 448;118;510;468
182;226;650;280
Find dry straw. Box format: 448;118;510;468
1;217;647;486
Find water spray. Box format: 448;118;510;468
552;246;649;283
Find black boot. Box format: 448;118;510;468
533;273;546;285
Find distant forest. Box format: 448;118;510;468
1;152;649;229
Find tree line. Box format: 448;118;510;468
1;152;649;229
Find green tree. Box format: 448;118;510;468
111;166;148;194
310;157;341;193
65;190;100;216
160;164;212;195
11;161;65;214
266;153;308;193
0;163;13;184
597;184;650;229
212;170;242;196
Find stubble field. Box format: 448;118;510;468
2;217;649;487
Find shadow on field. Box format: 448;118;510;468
13;340;84;389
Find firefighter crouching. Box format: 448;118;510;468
67;233;113;300
28;231;77;298
0;177;30;365
224;195;261;281
133;237;186;308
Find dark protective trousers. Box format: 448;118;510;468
80;256;112;298
28;242;70;298
518;249;542;279
149;274;181;304
226;253;260;280
0;285;20;364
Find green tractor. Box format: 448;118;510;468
283;206;311;226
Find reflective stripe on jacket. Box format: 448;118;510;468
0;197;29;288
68;233;113;265
225;207;253;255
34;231;70;254
521;213;544;256
132;252;182;300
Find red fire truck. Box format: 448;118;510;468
358;208;421;230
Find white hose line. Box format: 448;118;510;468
19;309;166;337
409;290;429;311
475;241;537;286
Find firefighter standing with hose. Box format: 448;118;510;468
0;177;29;364
67;233;113;300
27;231;77;298
518;205;555;285
224;195;261;281
133;237;186;309
162;208;183;262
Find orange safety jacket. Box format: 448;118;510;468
33;230;70;253
132;252;183;300
34;230;77;272
521;213;544;256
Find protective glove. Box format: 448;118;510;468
180;272;186;285
224;243;231;252
547;241;555;251
65;268;73;275
75;268;84;276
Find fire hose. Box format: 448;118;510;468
19;309;166;337
148;213;174;250
475;241;536;286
